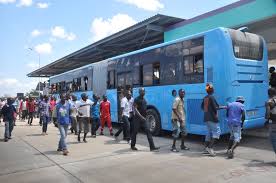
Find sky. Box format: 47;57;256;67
0;0;239;97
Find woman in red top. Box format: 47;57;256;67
27;98;35;125
49;96;56;122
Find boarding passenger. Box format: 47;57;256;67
172;89;177;98
70;95;78;135
56;94;71;156
77;93;92;143
114;90;133;143
201;83;223;156
171;89;189;152
226;96;245;159
100;95;113;136
130;88;160;152
265;88;276;155
91;94;100;138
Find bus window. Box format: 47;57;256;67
143;64;153;86
194;54;204;74
107;70;115;89
83;76;88;91
132;66;140;86
153;63;160;85
161;61;177;85
77;78;81;91
184;56;194;75
229;29;263;61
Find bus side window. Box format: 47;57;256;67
108;70;115;89
153;63;160;85
77;78;81;91
84;76;88;91
143;64;153;86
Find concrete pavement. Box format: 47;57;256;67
0;119;275;183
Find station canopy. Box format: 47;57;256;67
27;14;183;77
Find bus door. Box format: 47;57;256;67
117;72;132;122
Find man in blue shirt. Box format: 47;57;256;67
226;96;245;159
56;94;71;156
91;94;100;138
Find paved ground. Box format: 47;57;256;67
0;119;276;183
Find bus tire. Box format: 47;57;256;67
146;108;161;136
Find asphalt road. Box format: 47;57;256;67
0;119;275;183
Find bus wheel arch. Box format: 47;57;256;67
146;106;161;136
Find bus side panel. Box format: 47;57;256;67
106;89;118;123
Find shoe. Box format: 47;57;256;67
77;136;81;142
227;149;234;159
114;136;119;141
45;133;48;135
14;124;16;126
99;132;104;136
63;150;69;156
110;132;114;136
70;128;74;133
150;147;160;152
4;138;8;142
83;139;87;143
57;148;62;152
202;148;209;154
8;136;12;139
92;135;96;138
171;146;179;152
131;146;138;151
180;145;190;150
206;147;216;157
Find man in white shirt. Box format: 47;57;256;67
114;90;133;143
76;93;92;143
21;98;28;121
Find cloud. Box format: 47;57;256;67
0;0;16;4
27;62;39;69
0;78;38;97
37;2;49;9
31;29;42;37
90;13;137;42
17;0;32;7
117;0;164;11
51;26;76;41
34;43;52;54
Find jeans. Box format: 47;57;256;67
115;115;131;140
228;124;241;142
269;123;276;154
4;120;14;139
131;117;155;149
91;117;100;135
58;124;69;151
42;116;50;133
171;119;187;138
205;121;221;142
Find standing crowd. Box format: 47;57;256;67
0;81;275;158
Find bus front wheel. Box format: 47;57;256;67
146;108;161;136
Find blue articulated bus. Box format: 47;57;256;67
50;27;268;136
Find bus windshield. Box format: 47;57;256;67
229;29;263;61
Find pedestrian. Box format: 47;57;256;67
56;94;71;156
27;98;35;125
226;96;245;159
40;95;51;135
20;98;28;121
100;95;113;136
70;95;78;135
130;88;160;152
90;94;100;138
0;98;6;123
265;88;276;155
50;96;56;122
38;95;43;126
269;67;276;88
77;93;92;143
114;90;133;143
201;83;223;156
171;89;189;152
12;97;19;126
2;98;16;142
